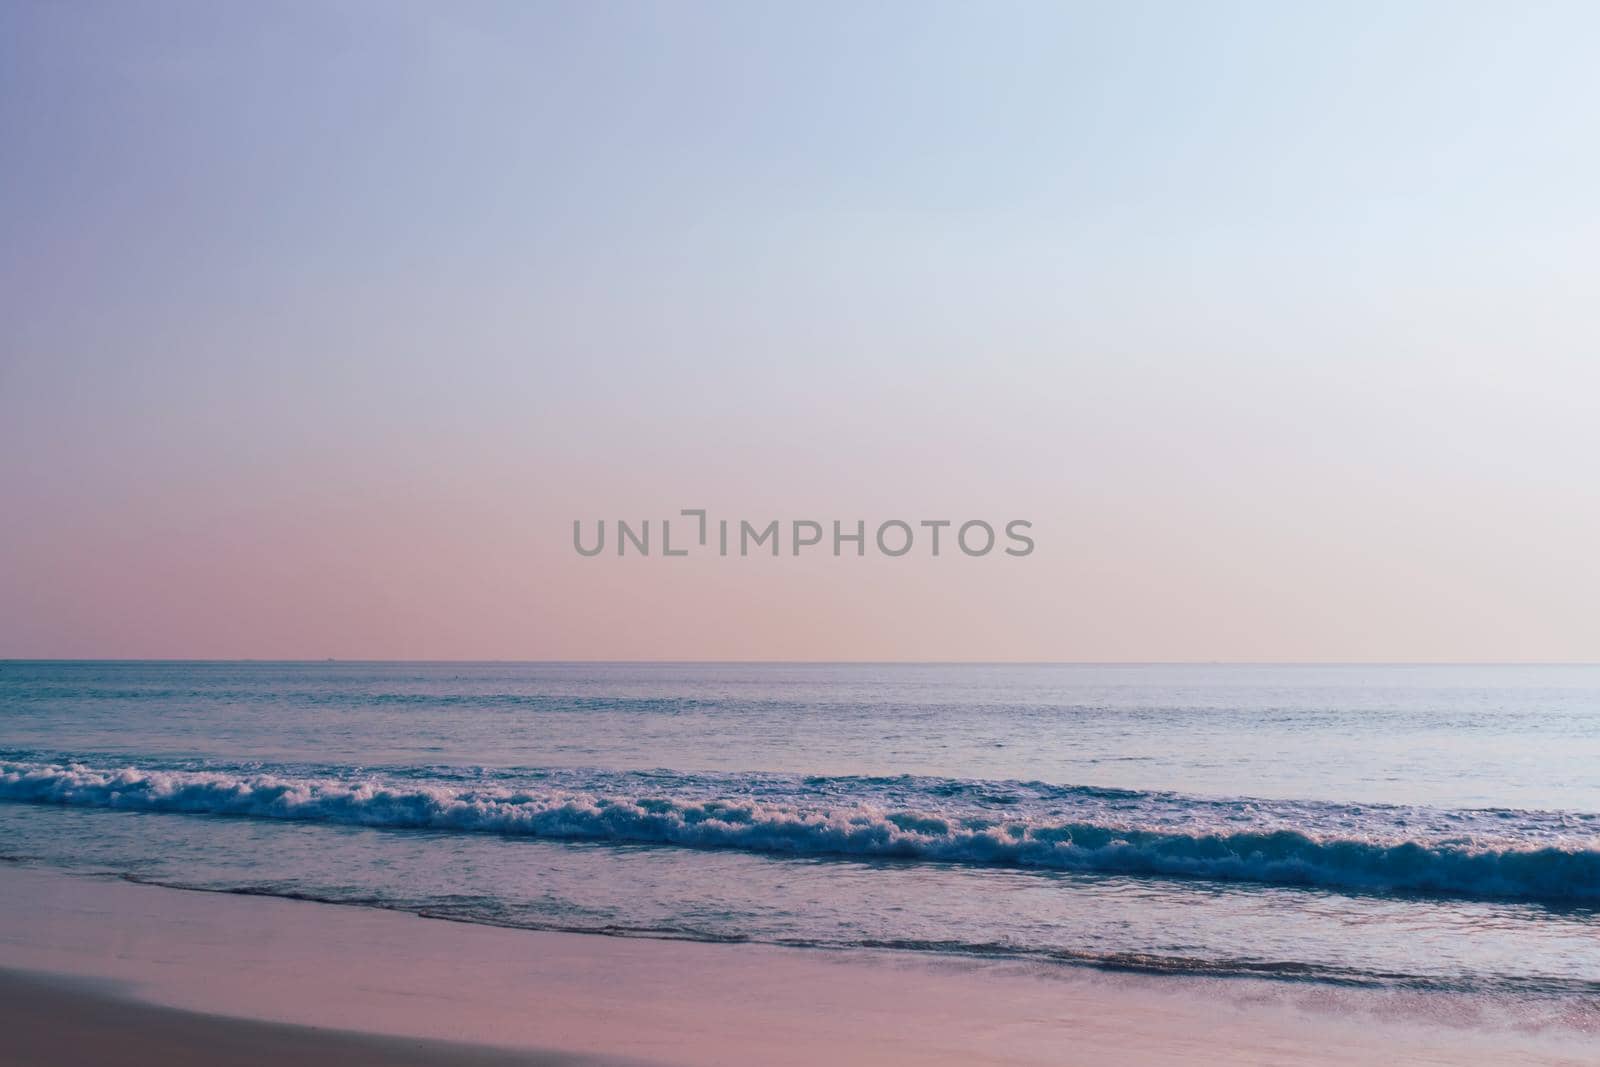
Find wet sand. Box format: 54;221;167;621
0;968;617;1066
0;865;1589;1066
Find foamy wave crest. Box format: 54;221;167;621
3;760;1598;902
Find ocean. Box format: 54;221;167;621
2;661;1597;1020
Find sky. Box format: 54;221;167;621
2;0;1597;661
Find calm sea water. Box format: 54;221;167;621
2;662;1597;1018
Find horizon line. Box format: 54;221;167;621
2;658;1597;668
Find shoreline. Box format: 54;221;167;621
0;863;1590;1066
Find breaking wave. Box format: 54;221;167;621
3;760;1598;903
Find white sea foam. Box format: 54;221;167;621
3;760;1597;902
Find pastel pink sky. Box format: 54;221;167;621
3;3;1597;661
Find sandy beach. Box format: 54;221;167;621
0;969;603;1067
0;863;1589;1066
7;0;1599;1061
